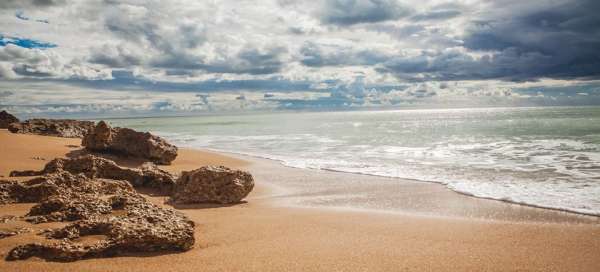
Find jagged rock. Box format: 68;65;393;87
8;119;94;138
171;166;254;204
0;110;19;129
1;170;195;261
10;155;176;194
25;193;115;224
0;170;133;205
8;210;194;262
82;121;178;165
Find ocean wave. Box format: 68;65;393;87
155;130;600;217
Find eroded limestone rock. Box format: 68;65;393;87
171;166;254;204
8;119;94;138
0;170;195;261
10;155;176;194
82;121;178;165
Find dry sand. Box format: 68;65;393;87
1;129;599;271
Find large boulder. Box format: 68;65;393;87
0;110;19;129
10;154;176;195
82;121;178;165
171;166;254;204
1;170;195;262
8;119;94;138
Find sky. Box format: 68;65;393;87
1;0;600;117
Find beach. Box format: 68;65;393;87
1;129;599;271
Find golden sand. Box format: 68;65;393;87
1;129;599;271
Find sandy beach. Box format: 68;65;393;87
1;129;599;271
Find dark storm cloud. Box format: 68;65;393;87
410;10;461;21
320;0;412;26
380;0;600;81
378;48;566;82
0;0;66;9
55;70;313;93
151;46;287;75
300;41;389;67
461;0;600;80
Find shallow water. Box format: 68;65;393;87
108;106;600;216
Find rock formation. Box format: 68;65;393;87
8;119;94;138
10;155;176;194
82;121;178;165
0;169;195;261
171;166;254;204
0;110;19;129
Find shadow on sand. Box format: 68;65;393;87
168;201;248;210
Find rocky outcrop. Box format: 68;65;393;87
171;166;254;204
8;119;94;138
0;170;133;205
10;155;176;194
0;110;19;129
82;121;178;165
1;170;195;261
7;203;194;262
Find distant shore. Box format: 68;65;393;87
1;129;599;271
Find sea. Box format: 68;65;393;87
107;106;600;216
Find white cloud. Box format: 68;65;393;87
0;0;598;116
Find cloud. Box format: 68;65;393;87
411;10;461;21
461;0;600;80
1;0;600;116
89;44;143;68
0;0;66;9
0;44;111;80
151;46;288;75
300;41;390;67
319;0;412;25
91;2;288;75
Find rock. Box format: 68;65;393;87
1;170;195;261
0;110;19;129
10;155;176;194
82;121;178;165
0;228;31;239
1;170;133;205
8;119;94;138
7;205;194;262
0;215;19;223
171;166;254;204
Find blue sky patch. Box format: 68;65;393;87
0;34;57;49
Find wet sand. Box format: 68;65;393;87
1;129;599;271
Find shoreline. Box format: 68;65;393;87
173;145;600;221
1;130;600;271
